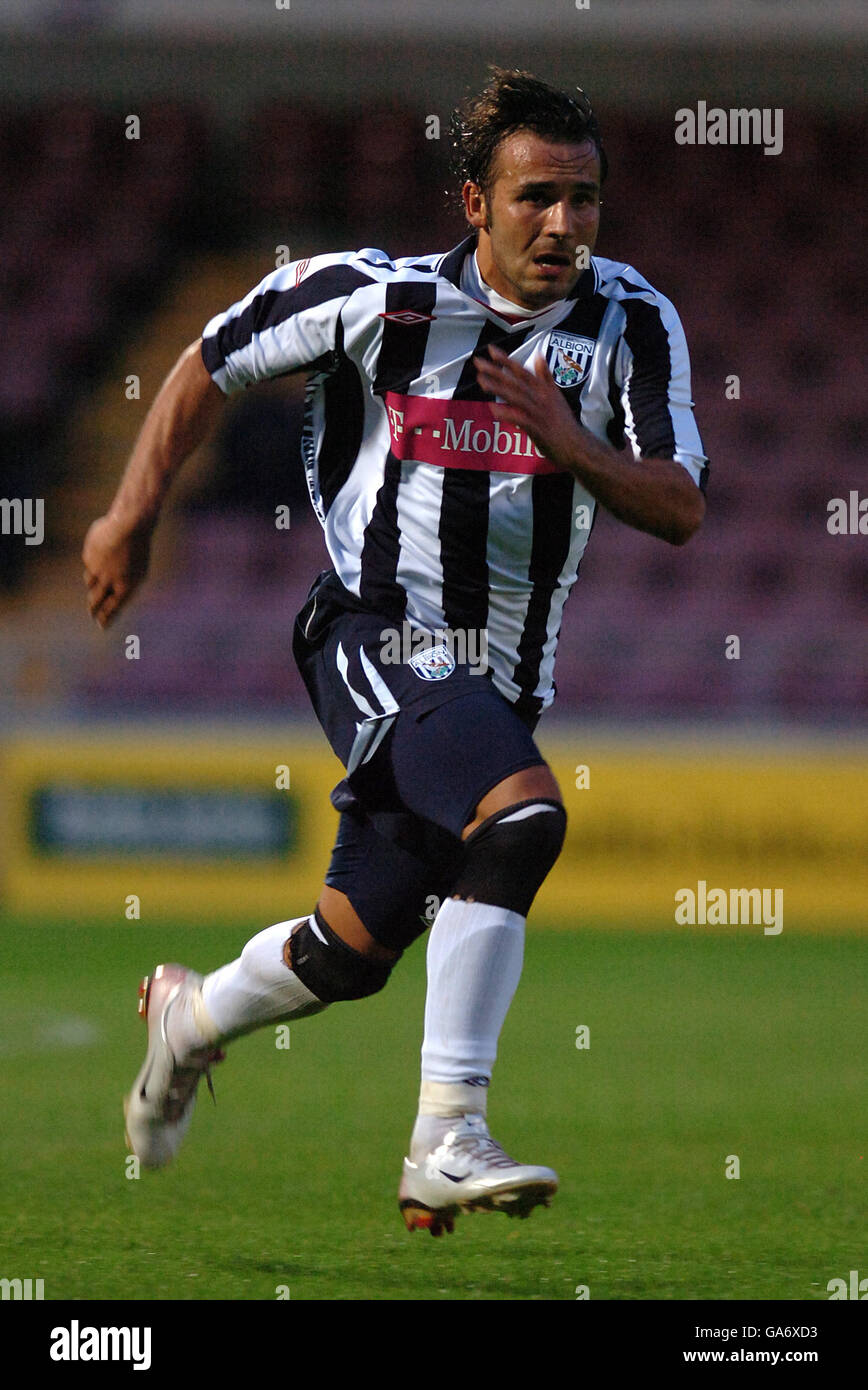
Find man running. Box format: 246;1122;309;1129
83;69;707;1237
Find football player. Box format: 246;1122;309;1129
84;69;706;1236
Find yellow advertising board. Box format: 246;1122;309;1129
1;728;864;928
538;734;866;926
0;732;344;923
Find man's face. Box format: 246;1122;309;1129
462;131;602;310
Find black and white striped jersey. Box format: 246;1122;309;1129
201;232;708;717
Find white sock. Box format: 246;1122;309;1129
190;917;327;1046
419;897;525;1119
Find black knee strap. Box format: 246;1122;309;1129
451;798;567;916
288;909;395;1004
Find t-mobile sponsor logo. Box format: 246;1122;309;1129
384;393;559;475
388;408;543;458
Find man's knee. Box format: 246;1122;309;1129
285;907;398;1004
450;799;567;916
463;764;561;839
317;884;400;962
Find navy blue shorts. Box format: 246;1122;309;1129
292;570;547;949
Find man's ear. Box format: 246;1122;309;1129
462;180;488;231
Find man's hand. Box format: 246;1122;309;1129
474;344;704;545
83;515;153;628
475;345;583;471
81;339;224;629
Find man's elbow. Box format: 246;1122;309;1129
665;485;706;546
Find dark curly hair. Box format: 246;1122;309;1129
449;67;608;206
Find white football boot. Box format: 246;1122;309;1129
399;1112;558;1236
124;963;225;1169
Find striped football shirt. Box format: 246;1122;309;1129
201;232;708;717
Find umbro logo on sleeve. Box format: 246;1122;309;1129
378;309;437;325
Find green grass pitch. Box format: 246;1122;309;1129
0;920;863;1301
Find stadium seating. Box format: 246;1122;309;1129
1;101;863;721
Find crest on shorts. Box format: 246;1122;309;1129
409;643;455;681
546;331;596;389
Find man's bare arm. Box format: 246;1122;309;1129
82;340;225;627
475;345;705;545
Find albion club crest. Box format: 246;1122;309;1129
545;331;596;389
409;643;455;681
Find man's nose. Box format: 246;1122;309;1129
543;200;574;237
